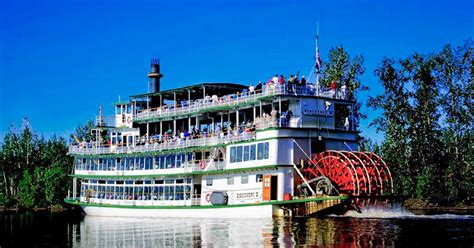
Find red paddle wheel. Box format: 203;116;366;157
300;150;393;197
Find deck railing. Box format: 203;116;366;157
134;85;350;122
69;132;256;155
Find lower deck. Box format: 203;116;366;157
76;167;292;207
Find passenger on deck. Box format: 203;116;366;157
288;75;295;93
286;109;293;126
272;74;279;84
255;81;263;92
341;84;347;99
278;75;285;85
344;117;350;130
249;84;255;94
330;80;337;98
301;76;306;85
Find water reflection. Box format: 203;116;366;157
1;210;472;247
292;217;399;247
72;216;401;247
75;216;278;247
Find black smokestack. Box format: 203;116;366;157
148;58;163;93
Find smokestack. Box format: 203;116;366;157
148;58;163;93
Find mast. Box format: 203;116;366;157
315;22;321;95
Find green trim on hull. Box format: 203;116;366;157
64;195;349;209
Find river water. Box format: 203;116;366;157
1;207;473;247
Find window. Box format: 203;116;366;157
243;146;250;161
241;175;249;184
227;177;234;185
146;157;153;170
250;145;256;160
236;146;243;162
257;143;264;160
264;142;270;159
230;147;236;163
206;178;213;186
256;174;263;182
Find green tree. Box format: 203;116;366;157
434;40;473;204
403;54;445;202
369;40;473;205
18;170;37;208
71;120;95;144
321;45;366;95
369;58;413;199
0;118;74;209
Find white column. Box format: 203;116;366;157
196;116;200;131
174;92;177;113
279;97;282;127
72;177;77;198
277;172;284;201
236;110;239;128
173;119;177;136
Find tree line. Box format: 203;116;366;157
367;39;473;205
0;40;471;209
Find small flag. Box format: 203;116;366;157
315;33;322;73
316;47;322;73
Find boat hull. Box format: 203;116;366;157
82;205;274;218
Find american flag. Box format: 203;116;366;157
316;48;322;73
315;34;321;73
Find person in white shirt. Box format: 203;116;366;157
341;84;347;99
249;84;255;94
272;74;279;84
344;117;350;130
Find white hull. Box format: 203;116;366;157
82;204;275;218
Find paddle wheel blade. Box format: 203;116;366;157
303;150;393;198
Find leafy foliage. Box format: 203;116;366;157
0;118;73;209
369;40;473;205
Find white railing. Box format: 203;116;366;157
74;161;226;176
135;85;351;122
69;132;256;155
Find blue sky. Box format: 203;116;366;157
0;0;472;142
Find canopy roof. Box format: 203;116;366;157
130;82;248;100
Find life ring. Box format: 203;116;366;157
126;116;132;124
205;193;211;202
199;160;206;170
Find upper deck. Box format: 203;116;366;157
132;83;352;123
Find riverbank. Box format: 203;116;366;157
403;198;474;215
0;204;80;213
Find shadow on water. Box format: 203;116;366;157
1;207;473;247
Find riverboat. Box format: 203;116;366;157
65;56;392;218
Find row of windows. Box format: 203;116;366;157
229;142;269;163
84;178;192;185
81;180;192;201
75;153;193;171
